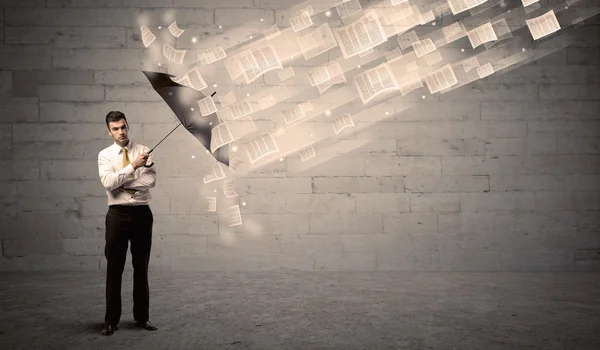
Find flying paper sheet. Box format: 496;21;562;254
290;11;313;32
218;91;237;107
299;147;317;161
263;25;281;40
425;64;458;94
228;157;244;172
354;63;400;104
385;47;403;63
332;114;355;135
336;0;362;19
398;30;419;51
399;71;424;96
163;43;187;64
228;205;242;226
198;47;227;65
278;67;296;81
168;21;185;37
412;38;436;57
203;163;226;184
442;21;467;43
297;23;338;61
207;197;217;212
210;123;235;153
197;96;217;116
223;180;239;198
334;9;387;59
246;133;279;163
476;63;495;78
448;0;489;15
140;25;156;48
526;10;561;41
171;66;207;91
467;22;497;49
237;46;282;84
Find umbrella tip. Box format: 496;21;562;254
211;91;216;97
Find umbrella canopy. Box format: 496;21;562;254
142;70;229;167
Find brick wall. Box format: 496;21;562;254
0;0;599;271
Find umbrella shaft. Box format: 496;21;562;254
149;123;182;154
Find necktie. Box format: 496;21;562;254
121;147;136;194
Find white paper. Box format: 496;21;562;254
467;22;498;49
171;66;207;91
206;197;216;212
382;2;413;25
522;0;539;7
336;0;362;19
210;123;235;153
397;30;419;51
223;180;238;198
223;100;253;120
290;11;313;32
333;9;387;59
228;157;244;172
203;163;226;184
316;63;346;94
277;67;296;81
197;96;217;116
228;205;242;227
283;105;307;125
198;47;227;65
140;25;156;48
405;61;419;72
526;10;561;41
332;114;355;135
476;62;494;78
442;21;467;43
162;43;187;64
354;63;400;105
299;147;317;161
424;50;443;66
168;21;185;38
263;24;281;40
425;64;458;94
385;47;403;62
461;56;480;72
412;38;436;57
246;133;279;163
297;23;338;61
218;91;237;107
418;10;435;25
258;95;276;110
447;0;489;15
238;45;282;84
399;71;423;96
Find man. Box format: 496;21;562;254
97;111;158;336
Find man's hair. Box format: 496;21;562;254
105;111;128;129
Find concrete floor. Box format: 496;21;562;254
0;271;599;350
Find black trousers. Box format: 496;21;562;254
104;204;153;326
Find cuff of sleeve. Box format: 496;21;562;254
124;163;135;175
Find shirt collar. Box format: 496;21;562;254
113;140;132;155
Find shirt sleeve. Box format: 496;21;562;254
98;150;136;192
123;146;157;191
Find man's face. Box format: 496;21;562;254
108;119;129;145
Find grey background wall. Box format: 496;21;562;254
0;0;598;272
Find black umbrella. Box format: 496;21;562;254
141;70;230;167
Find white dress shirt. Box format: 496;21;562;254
98;140;156;206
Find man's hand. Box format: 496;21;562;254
132;153;150;170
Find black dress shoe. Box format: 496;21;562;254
101;324;118;336
134;321;158;331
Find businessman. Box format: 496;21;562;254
97;111;158;336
